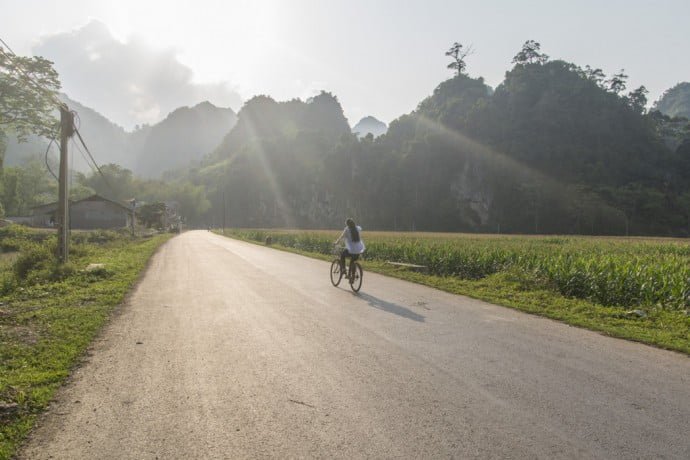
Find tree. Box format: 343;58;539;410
512;40;549;65
158;181;210;224
627;85;649;114
0;46;60;200
606;69;628;95
679;191;690;235
0;47;60;142
136;202;166;229
0;161;56;216
76;163;134;202
445;42;473;76
583;65;606;88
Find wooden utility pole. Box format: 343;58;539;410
222;190;226;234
57;105;74;263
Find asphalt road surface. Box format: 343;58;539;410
21;231;690;459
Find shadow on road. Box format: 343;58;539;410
353;292;425;322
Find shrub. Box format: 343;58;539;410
0;271;16;295
49;261;78;281
13;244;54;280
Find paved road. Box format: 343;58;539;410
21;231;689;459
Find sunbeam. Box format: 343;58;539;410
414;114;548;183
239;114;298;229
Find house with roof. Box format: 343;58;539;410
27;194;133;229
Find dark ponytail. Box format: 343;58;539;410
346;218;360;242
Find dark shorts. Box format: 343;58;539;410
340;249;360;264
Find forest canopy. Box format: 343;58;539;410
2;40;689;236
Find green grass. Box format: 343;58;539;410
0;226;172;459
219;228;690;354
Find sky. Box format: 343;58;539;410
2;0;689;130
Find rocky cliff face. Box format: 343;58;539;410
450;160;492;227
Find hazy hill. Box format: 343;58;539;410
136;101;237;177
352;116;387;138
654;82;690;119
2;94;130;171
211;91;349;161
3;97;236;177
381;63;686;234
2;134;49;168
188;62;689;235
62;95;133;170
198;91;351;227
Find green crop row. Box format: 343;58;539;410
226;229;690;311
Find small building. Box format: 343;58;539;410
27;194;133;230
28;202;59;227
71;194;133;229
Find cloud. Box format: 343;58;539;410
33;20;242;130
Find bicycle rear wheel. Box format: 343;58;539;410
330;259;343;286
349;262;363;292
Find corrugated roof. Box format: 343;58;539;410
30;194;132;213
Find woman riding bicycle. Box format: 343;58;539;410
334;218;365;274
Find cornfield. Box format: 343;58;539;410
228;229;690;311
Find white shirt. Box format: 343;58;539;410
339;225;365;254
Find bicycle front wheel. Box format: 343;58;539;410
349;262;363;292
330;259;343;286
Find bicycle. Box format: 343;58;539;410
330;247;363;292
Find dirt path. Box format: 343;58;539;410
20;231;690;459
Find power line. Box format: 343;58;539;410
0;47;63;109
2;36;73;263
73;127;117;197
70;137;98;175
44;137;59;181
72;110;81;130
3;37;120;210
0;37;63;109
0;37;21;60
67;140;74;192
70;136;116;198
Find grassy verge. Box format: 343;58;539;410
0;226;172;459
217;229;690;355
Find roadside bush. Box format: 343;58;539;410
13;243;54;280
72;230;121;244
0;271;17;295
0;239;21;252
69;244;91;258
49;261;78;281
0;225;28;252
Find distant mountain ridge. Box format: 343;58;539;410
352;116;387;138
654;82;690;119
3;96;237;177
177;63;690;235
136;101;237;177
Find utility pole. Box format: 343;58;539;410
222;190;226;234
57;105;74;263
129;199;137;236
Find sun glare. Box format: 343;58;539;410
101;0;286;91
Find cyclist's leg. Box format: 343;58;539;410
349;254;359;277
340;249;350;272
